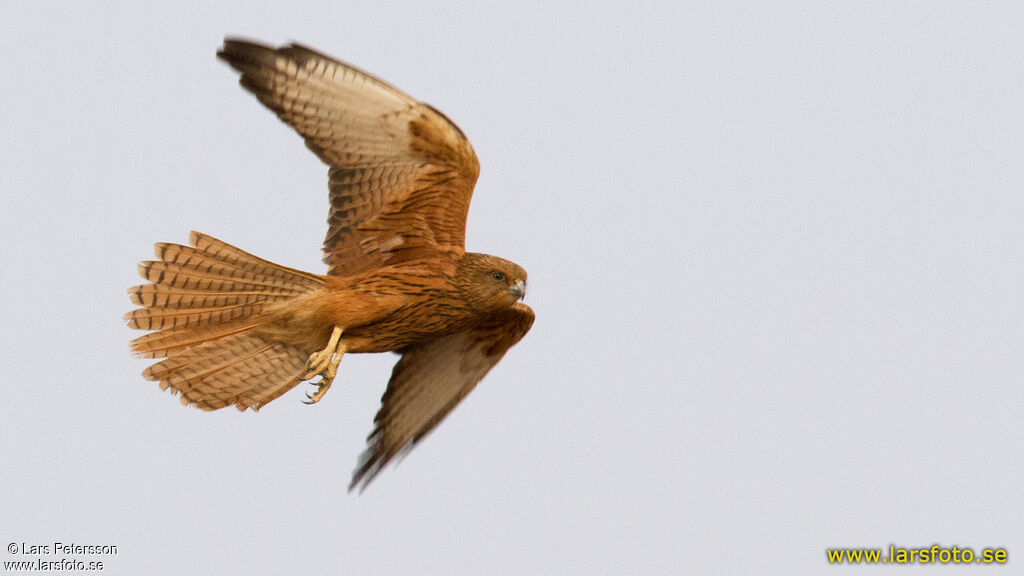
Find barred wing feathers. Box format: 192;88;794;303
351;303;535;491
217;39;480;277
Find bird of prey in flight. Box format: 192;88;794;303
126;39;534;491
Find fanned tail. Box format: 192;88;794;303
126;231;326;411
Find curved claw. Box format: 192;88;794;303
301;326;346;405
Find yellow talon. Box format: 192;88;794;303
302;326;345;404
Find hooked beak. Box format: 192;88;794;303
509;279;526;300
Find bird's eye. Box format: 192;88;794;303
491;271;506;282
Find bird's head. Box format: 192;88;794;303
456;253;528;313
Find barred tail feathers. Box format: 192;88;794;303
127;232;325;411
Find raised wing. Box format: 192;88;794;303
351;303;535;491
217;39;481;277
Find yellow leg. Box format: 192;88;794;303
302;326;345;404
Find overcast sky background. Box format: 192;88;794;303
2;2;1022;575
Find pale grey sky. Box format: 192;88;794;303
2;2;1022;575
